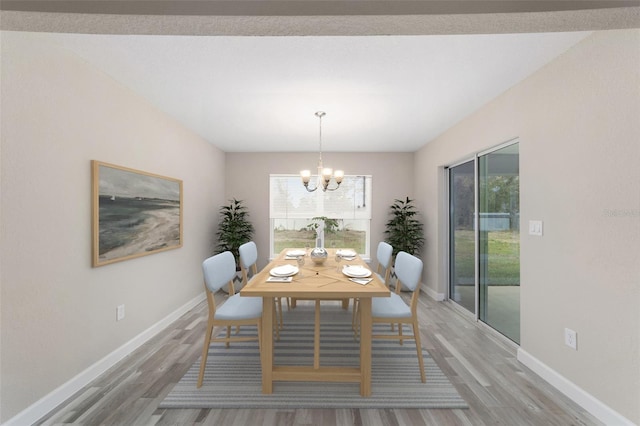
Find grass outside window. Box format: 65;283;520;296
454;230;520;285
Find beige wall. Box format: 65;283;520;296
0;32;225;421
225;152;415;269
414;29;640;423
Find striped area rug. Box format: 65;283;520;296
160;304;468;409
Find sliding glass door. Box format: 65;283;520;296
448;141;520;344
478;143;520;343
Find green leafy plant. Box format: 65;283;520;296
384;197;424;257
215;199;254;265
306;216;339;234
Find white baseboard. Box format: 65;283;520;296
424;285;445;301
517;348;635;426
2;293;206;426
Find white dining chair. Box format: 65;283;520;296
371;251;426;382
197;251;262;388
239;241;284;339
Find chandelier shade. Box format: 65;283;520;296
300;111;344;192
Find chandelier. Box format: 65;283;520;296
300;111;344;192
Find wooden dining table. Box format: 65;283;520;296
240;247;390;396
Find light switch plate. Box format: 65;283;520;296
116;304;125;321
529;220;543;236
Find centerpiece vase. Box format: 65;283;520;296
310;221;328;265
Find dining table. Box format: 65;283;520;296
240;247;390;397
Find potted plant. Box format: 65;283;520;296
385;197;424;289
215;198;254;292
385;197;425;256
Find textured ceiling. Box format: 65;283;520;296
30;31;590;152
2;3;637;152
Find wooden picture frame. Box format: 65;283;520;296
92;160;183;267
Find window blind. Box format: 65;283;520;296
270;175;372;220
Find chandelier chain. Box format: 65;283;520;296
317;111;324;165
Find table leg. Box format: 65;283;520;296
314;299;321;369
359;298;372;396
262;297;274;394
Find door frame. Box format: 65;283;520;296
445;156;478;318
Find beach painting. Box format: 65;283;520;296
92;161;183;267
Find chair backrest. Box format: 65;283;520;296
238;241;259;287
202;251;236;293
394;251;423;292
238;241;258;270
376;242;393;270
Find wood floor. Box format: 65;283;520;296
37;292;601;426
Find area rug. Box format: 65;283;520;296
160;304;468;409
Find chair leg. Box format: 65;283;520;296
412;320;426;383
197;320;214;388
398;322;404;345
272;301;280;341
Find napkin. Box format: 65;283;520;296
349;278;372;285
267;276;293;283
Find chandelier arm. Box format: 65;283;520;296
323;182;341;192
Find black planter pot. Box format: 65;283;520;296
221;269;245;294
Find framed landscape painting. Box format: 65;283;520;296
92;160;183;267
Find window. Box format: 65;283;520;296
269;174;372;258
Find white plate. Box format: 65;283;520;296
286;250;306;257
337;249;357;257
342;265;372;278
270;265;299;277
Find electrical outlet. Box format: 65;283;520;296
116;304;125;321
564;328;577;350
